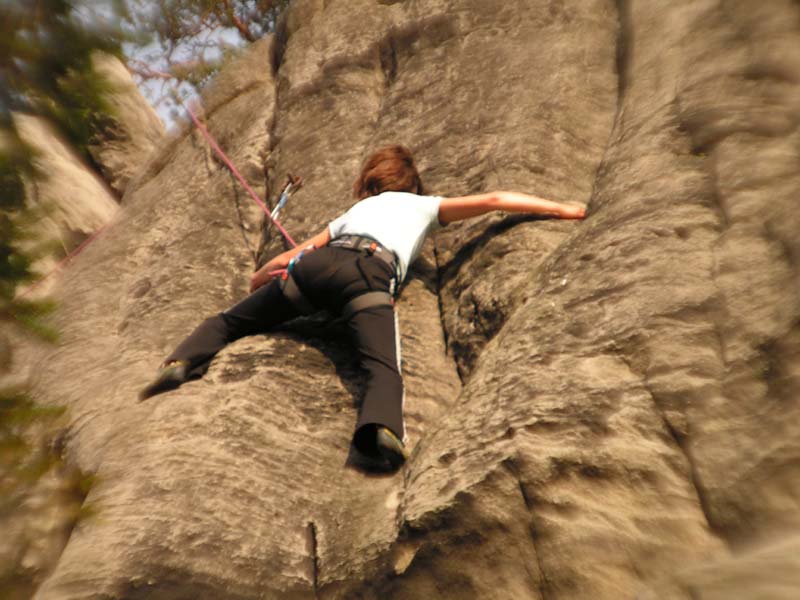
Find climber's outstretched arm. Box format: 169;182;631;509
250;228;331;292
438;191;585;224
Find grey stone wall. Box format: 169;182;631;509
27;2;800;598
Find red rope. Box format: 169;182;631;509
18;101;295;298
18;223;109;298
184;103;297;248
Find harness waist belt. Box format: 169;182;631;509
329;235;397;270
280;235;398;319
281;278;394;319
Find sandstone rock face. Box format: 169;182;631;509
29;1;799;599
88;53;165;196
11;54;162;300
13;113;119;296
3;42;244;598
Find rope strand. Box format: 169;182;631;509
18;224;109;298
18;98;296;298
184;103;297;248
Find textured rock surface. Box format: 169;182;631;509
88;53;165;196
11;54;162;300
2;56;164;595
14;113;118;291
26;1;800;599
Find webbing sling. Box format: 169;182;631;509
328;235;398;273
280;273;316;315
341;291;394;320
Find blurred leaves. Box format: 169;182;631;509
0;0;122;154
0;383;93;599
120;0;290;117
0;2;114;596
1;0;122;310
0;389;64;491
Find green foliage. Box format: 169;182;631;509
0;389;64;487
0;0;123;302
0;383;93;599
0;1;122;154
0;2;116;595
120;0;290;112
0;142;56;339
0;147;32;294
0;139;58;340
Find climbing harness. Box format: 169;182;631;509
330;235;398;317
341;290;395;320
279;235;398;319
328;235;398;274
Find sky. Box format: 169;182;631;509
123;27;245;129
75;1;249;129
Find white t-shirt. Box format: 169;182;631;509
328;191;443;282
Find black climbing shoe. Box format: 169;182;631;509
138;360;189;401
375;426;408;470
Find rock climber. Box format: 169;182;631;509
139;145;585;470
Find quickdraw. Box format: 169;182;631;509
271;173;303;222
184;102;300;249
185;102;395;320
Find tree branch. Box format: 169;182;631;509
127;59;175;81
220;0;255;42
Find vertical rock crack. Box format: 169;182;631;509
432;242;460;382
586;0;633;209
616;351;727;544
503;459;550;600
613;0;632;112
306;521;320;598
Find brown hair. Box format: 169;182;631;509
352;145;423;199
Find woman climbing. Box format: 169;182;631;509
139;145;585;470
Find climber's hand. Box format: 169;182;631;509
248;229;329;293
557;204;586;219
250;258;284;292
249;269;270;293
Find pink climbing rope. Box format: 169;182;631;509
184;102;297;248
18;223;110;298
18;101;295;298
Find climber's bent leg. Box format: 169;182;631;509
165;278;300;370
349;304;405;456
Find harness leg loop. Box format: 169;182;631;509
342;291;394;320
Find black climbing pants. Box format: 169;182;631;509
165;246;404;455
